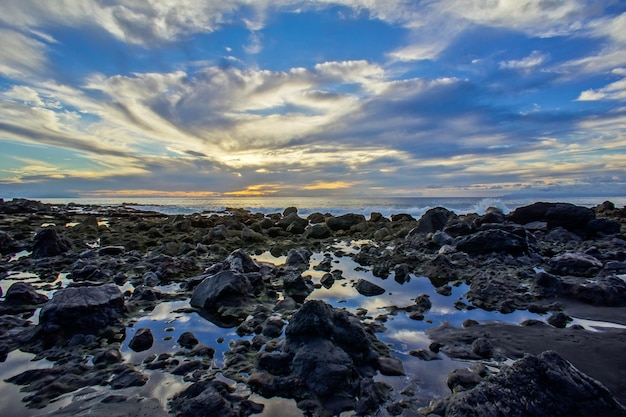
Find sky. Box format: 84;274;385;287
1;0;626;199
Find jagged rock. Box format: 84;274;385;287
546;252;603;277
32;228;72;258
170;380;263;417
430;351;626;417
455;229;527;255
190;270;254;320
223;249;261;273
109;367;147;389
285;248;312;268
2;282;48;306
411;207;455;235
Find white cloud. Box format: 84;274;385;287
500;50;549;70
0;28;48;78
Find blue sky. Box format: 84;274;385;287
1;1;626;198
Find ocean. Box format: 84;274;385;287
37;195;626;218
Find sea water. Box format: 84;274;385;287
37;195;626;218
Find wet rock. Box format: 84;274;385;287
304;223;332;239
0;230;21;254
109;367;147;389
98;245;125;255
508;202;595;233
455;229;527;255
2;282;48;306
224;249;261;273
409;349;441;361
190;270;253;314
411;207;455;235
285;248;312;268
129;328;154;352
39;284;124;337
320;273;335;288
355;279;386;296
277;212;309;231
377;356;405;376
177;331;199;348
430;351;626;417
262;317;285;338
561;275;626;306
547;312;571;328
282;270;314;301
587;218;621;236
250;300;393;416
32;228;72;258
142;271;161;286
546;252;603;277
326;213;366;231
446;368;483;392
170;380;263;417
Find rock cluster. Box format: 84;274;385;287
0;198;625;416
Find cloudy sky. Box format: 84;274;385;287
1;0;625;198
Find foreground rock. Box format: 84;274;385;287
427;351;626;417
250;300;399;416
39;284;124;340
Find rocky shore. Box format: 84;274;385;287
1;197;626;416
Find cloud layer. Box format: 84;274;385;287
1;0;625;197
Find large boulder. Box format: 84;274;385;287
250;300;395;416
430;351;626;417
31;228;72;258
546;252;603;277
507;202;595;232
2;282;48;306
39;284;124;335
455;229;527;255
326;213;366;231
411;207;455;235
190;270;253;312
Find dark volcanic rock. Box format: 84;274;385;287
430;351;626;417
32;228;72;258
355;279;386;296
0;230;21;254
546;252;603;277
250;300;395;416
190;270;253;311
2;282;48;306
129;328;154;352
170;380;263;417
326;213;366;231
412;207;455;234
507;202;595;232
223;249;261;273
39;284;124;336
455;229;527;255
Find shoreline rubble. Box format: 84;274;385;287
0;197;625;416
